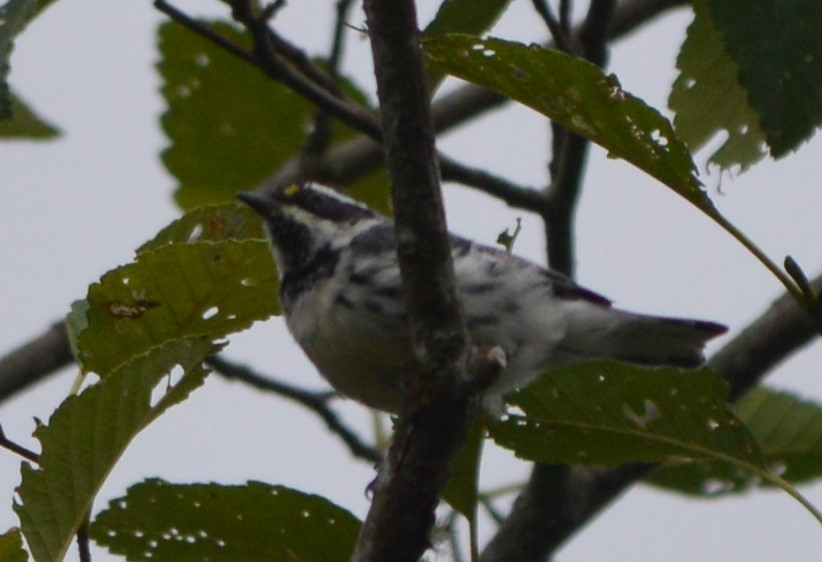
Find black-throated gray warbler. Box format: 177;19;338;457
239;182;726;414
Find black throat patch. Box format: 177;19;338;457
280;244;340;313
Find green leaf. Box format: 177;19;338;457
158;21;314;209
71;237;278;376
650;386;822;496
423;0;512;92
490;360;765;469
0;528;27;562
90;479;361;562
709;0;822;157
0;0;37;119
158;20;379;211
137;202;265;254
423;34;706;205
0;90;60;139
14;338;215;562
670;0;766;173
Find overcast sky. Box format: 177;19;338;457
1;1;821;560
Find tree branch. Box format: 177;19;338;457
544;0;615;275
0;322;72;404
301;0;356;164
206;356;382;463
0;424;40;463
351;0;481;560
481;274;822;562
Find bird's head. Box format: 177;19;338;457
238;182;380;278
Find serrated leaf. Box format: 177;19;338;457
670;0;766;173
0;91;60;139
490;360;765;469
14;338;215;562
0;0;37;119
90;479;361;562
710;0;822;157
158;21;379;211
72;238;278;376
0;528;27;562
650;386;822;496
423;0;512;92
423;35;707;206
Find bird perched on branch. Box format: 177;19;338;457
239;182;726;414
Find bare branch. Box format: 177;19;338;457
0;424;40;463
544;0;615;273
530;0;571;53
0;322;72;404
206;356;382;463
301;0;357;170
440;155;546;213
76;514;92;562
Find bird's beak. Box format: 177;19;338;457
237;191;276;217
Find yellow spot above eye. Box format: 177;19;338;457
283;184;300;198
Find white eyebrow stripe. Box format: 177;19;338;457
304;182;372;211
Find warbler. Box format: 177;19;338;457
239;182;726;414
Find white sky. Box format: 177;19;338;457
1;1;821;560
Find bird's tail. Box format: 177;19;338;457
558;307;727;368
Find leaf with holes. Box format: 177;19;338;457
710;0;822;157
670;0;766;173
137;203;265;254
423;0;512;92
71;238;278;376
424;34;707;206
650;386;822;496
158;21;379;211
14;338;216;562
90;479;361;562
0;528;27;562
490;360;766;470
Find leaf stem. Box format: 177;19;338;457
706;208;807;306
759;470;822;527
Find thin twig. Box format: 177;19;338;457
154;0;258;65
0;424;40;463
77;514;92;562
559;0;572;33
440;155;547;213
301;0;357;169
159;0;382;142
543;0;614;275
530;0;572;52
205;356;382;463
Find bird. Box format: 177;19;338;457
239;182;726;415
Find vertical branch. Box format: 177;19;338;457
544;0;616;276
301;0;356;171
352;0;480;561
